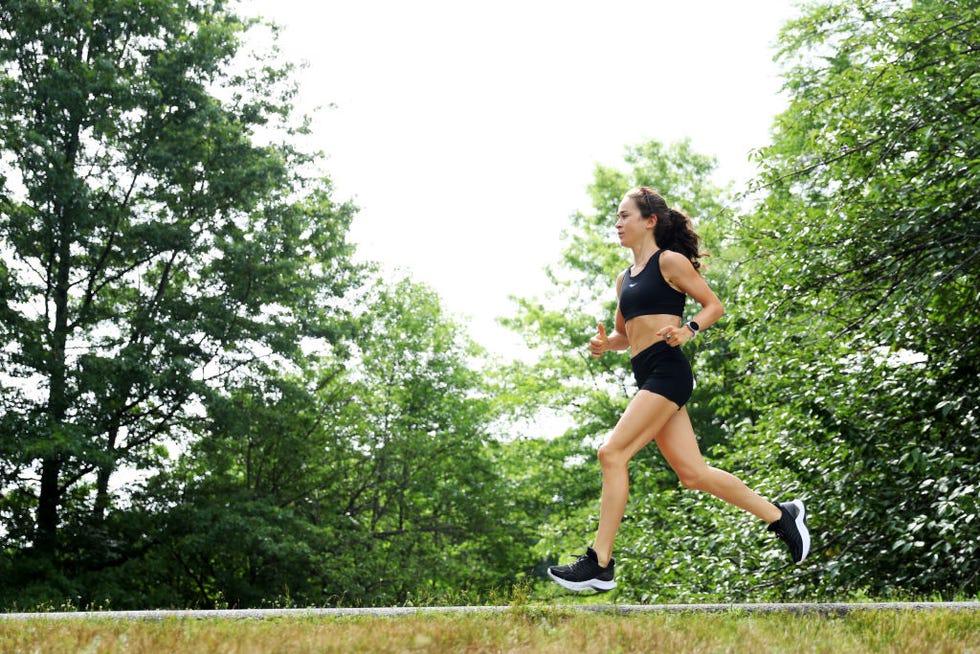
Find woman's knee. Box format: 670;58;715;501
597;442;628;469
676;466;709;490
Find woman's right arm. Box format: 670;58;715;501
605;272;629;351
606;305;629;351
590;272;630;357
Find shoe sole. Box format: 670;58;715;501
790;498;811;564
547;569;617;592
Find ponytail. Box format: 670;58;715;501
627;187;705;271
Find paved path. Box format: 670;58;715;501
1;602;977;620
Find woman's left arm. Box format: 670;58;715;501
660;250;724;334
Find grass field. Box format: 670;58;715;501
1;607;977;653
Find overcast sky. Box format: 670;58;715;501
240;0;800;356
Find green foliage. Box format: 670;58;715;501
0;0;532;611
60;277;529;609
2;0;976;610
504;1;978;603
0;0;359;601
723;0;980;597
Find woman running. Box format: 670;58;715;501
547;187;810;592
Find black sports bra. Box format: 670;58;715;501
618;250;686;320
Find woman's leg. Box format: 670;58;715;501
592;390;679;567
653;406;781;523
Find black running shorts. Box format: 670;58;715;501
630;341;694;407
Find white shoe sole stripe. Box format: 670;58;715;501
547;569;617;592
791;498;811;564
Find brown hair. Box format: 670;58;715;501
627;187;704;271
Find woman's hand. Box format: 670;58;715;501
657;324;692;348
590;323;609;358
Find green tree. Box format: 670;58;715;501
0;0;356;578
322;278;525;605
103;277;524;609
724;0;979;597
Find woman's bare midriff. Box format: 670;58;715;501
626;314;683;357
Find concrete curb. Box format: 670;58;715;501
1;602;978;620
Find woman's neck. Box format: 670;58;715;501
632;241;660;266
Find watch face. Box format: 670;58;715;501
689;321;700;332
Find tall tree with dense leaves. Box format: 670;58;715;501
725;0;979;597
0;0;357;579
320;278;526;605
117;278;522;609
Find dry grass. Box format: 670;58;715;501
1;608;977;653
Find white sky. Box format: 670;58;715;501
240;0;799;356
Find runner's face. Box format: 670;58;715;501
615;197;652;247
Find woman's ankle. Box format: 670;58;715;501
592;547;613;568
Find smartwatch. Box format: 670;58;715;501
685;321;700;337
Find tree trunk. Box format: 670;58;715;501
35;229;71;553
93;424;119;521
35;126;79;552
35;458;61;554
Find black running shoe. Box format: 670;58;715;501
767;499;811;564
547;547;616;592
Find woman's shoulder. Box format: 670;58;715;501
658;249;692;269
658;249;698;284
